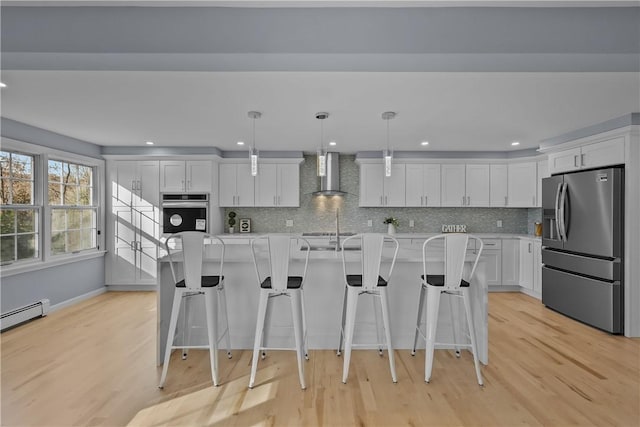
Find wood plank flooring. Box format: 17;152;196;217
2;291;639;426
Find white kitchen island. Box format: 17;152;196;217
157;234;488;366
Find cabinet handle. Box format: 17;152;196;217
581;153;586;167
380;196;383;206
181;180;185;190
467;196;471;205
278;196;281;205
425;195;428;206
420;196;423;206
574;155;580;168
130;241;136;251
187;180;191;190
236;195;240;205
462;196;465;206
385;196;388;205
529;242;532;253
273;196;276;205
505;196;508;206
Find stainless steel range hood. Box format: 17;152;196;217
313;152;346;196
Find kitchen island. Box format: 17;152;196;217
157;234;488;366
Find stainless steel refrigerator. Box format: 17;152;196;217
541;167;624;334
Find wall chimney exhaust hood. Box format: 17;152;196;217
313;152;345;196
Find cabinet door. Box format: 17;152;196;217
359;163;384;207
278;163;300;207
235;164;255;207
218;164;237;207
186;160;212;193
519;239;534;290
135;208;159;284
490;164;508;207
548;147;581;175
508;162;537;207
536;160;549;208
482;250;502;287
533;241;542;296
384;164;406;206
423;164;441;207
159;160;186;193
441;164;466;207
405;164;424;207
501;239;519;286
255;163;278;206
465;164;490;206
581;137;625;169
109;207;137;285
111;161;136;207
136;161;159;208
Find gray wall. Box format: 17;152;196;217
225;154;531;235
1;118;106;313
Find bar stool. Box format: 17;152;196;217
159;232;231;388
338;233;399;384
411;233;484;386
249;235;311;390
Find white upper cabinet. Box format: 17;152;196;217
160;160;212;193
255;163;300;207
359;163;406;207
441;164;489;207
405;164;441;207
219;163;255;207
536;160;549;207
507;162;537;207
490;164;508;207
548;136;625;175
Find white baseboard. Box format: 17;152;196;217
49;287;108;313
519;287;542;300
107;285;157;292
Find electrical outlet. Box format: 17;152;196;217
286;219;293;227
409;220;415;228
497;220;503;228
367;219;373;227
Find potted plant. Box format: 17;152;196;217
228;211;237;233
383;217;399;235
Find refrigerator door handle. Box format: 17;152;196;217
554;182;562;241
559;182;568;242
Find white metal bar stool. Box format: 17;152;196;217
249;235;311;390
338;233;399;384
411;233;484;386
159;232;231;388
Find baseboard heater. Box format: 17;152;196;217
1;299;50;331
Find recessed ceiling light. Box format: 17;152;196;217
0;82;6;88
145;141;154;145
421;141;429;146
237;141;245;146
329;141;337;146
511;141;520;146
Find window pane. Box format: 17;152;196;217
48;183;62;205
11;154;33;179
63;185;78;205
11;180;33;205
81;209;95;228
68;209;81;229
17;233;36;260
48;160;63;183
67;230;82;252
51;231;66;255
0;152;10;178
81;228;95;250
0;235;15;262
78;166;92;186
0;210;15;234
63;163;78;185
51;209;66;232
0;178;9;204
78;186;91;205
16;210;36;233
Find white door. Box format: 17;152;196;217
501;239;519;287
255;163;278;206
159;160;186;193
441;164;466;207
235;163;255;207
508;162;537;207
278;163;300;207
519;239;534;290
536;160;549;207
384;163;406;206
465;164;490;206
218;164;237;206
423;164;441;207
186;160;212;192
490;164;508;207
405;164;424;207
359;163;384;207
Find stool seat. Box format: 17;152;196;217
176;275;223;288
260;276;303;289
346;274;388;287
421;274;469;288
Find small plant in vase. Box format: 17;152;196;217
228;211;237;233
383;217;399;235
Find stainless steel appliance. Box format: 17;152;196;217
161;194;209;234
542;167;624;333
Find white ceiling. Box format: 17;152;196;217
1;70;638;153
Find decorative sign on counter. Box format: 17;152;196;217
442;224;467;233
239;218;251;233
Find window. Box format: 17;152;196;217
48;159;97;255
0;150;39;264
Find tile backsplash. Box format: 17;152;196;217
224;154;533;235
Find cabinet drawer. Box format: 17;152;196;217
480;239;501;250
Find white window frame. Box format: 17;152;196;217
0;138;106;277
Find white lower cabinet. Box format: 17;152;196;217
519;239;534;291
501;239;520;287
533;240;542;295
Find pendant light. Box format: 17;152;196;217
382;111;396;177
248;111;261;176
315;112;329;177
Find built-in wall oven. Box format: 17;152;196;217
161;194;209;234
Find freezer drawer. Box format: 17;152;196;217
542;248;621;281
542;267;622;333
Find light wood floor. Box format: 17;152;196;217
2;291;639;427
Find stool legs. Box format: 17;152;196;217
379;288;397;383
424;286;442;384
249;289;269;389
341;287;359;383
291;290;306;390
159;289;183;389
204;288;220;386
412;284;426;355
462;289;484;386
336;285;348;356
217;285;232;359
448;293;461;357
372;295;383;356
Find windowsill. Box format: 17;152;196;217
0;250;107;278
